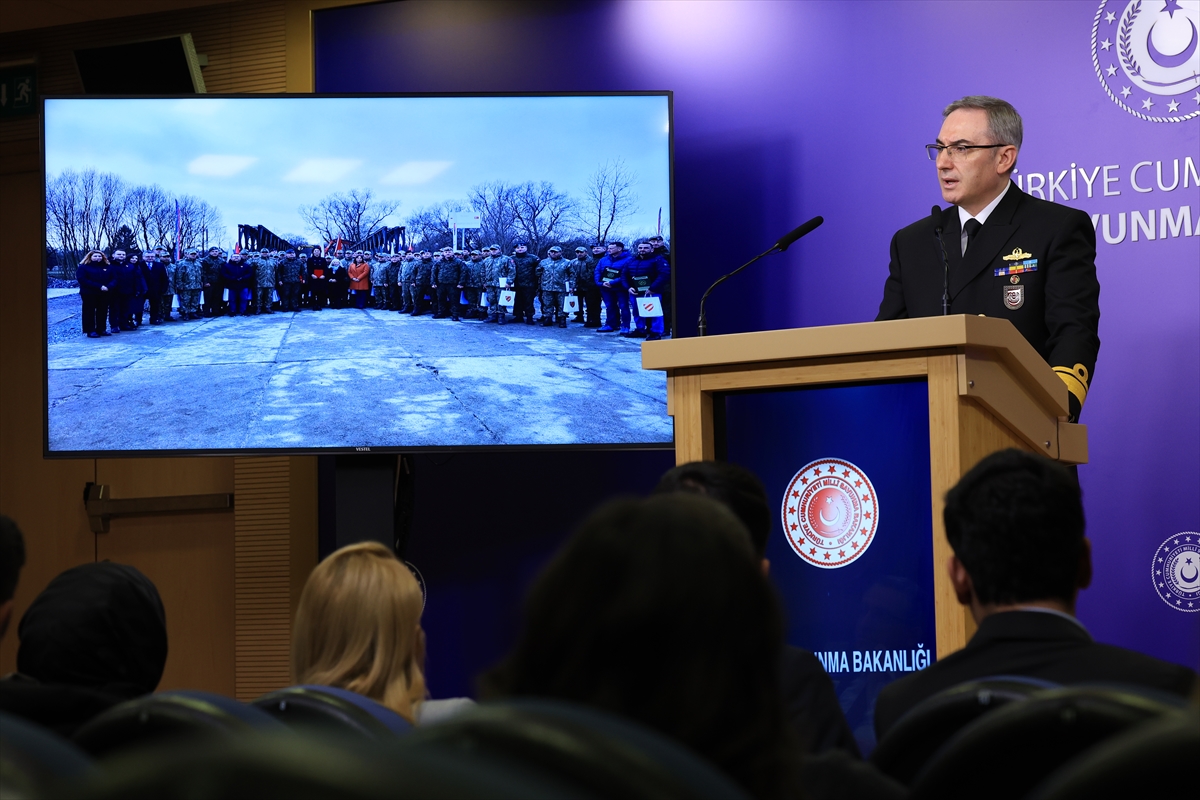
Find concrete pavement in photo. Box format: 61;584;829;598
47;307;672;452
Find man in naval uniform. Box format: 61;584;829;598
876;96;1100;422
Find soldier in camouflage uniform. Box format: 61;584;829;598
483;244;517;324
250;248;277;313
385;253;403;310
432;247;463;320
410;251;434;316
461;250;484;319
173;247;204;320
156;247;177;321
200;246;224;316
538;246;572;327
571;246;599;327
399;253;416;313
370;253;389;309
277;249;306;312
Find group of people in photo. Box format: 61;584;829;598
71;236;672;341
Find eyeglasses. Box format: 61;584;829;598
926;143;1010;161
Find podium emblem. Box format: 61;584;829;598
1152;532;1200;612
781;458;879;569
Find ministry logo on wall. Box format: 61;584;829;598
781;459;878;569
1092;0;1200;122
1152;531;1200;612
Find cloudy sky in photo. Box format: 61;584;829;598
44;94;672;247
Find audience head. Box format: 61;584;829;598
655;460;772;560
291;541;427;722
484;493;792;799
944;448;1090;614
17;561;167;699
0;515;27;640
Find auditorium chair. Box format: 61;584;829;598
382;699;751;799
908;686;1181;800
1;711;95;797
871;675;1057;785
1026;711;1200;800
252;684;412;739
71;689;289;759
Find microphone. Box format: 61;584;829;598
697;216;824;337
775;216;825;252
931;205;950;316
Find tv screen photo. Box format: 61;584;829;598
42;94;674;456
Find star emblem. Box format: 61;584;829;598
791;523;798;531
1101;38;1112;50
827;465;837;474
851;541;859;549
809;547;817;556
854;480;862;487
824;552;831;560
1104;10;1116;23
1106;64;1117;77
1168;100;1180;112
812;468;821;477
842;469;850;477
1163;0;1182;18
1142;97;1154;110
838;550;846;558
787;506;795;514
1121;86;1132;97
864;512;872;519
793;489;801;497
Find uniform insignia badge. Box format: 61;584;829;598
1002;247;1033;261
994;257;1038;277
1003;284;1025;310
781;458;879;569
1010;275;1020;284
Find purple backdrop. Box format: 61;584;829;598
315;0;1199;671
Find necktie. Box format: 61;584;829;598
962;218;982;256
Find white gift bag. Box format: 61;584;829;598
480;293;489;308
563;296;580;313
499;289;516;308
272;289;279;303
637;296;663;317
222;288;230;302
171;294;180;310
460;291;468;305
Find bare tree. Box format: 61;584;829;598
45;168;125;263
95;172;128;250
580;159;639;245
125;184;173;250
299;189;400;245
405;200;466;251
511;181;575;255
468;181;518;252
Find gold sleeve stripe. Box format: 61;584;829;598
1053;363;1090;409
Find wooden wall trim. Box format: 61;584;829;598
233;456;293;701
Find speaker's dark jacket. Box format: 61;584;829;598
876;184;1100;419
873;611;1197;739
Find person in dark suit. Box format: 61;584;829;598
655;461;860;757
873;450;1197;740
876;96;1100;422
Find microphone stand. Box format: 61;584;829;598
697;243;782;337
937;229;950;316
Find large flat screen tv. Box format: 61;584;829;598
43;93;674;457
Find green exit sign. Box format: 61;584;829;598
0;64;37;118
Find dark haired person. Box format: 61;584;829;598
127;252;148;327
460;250;484;319
876;96;1100;423
251;248;277;314
483;493;801;799
348;253;371;309
386;253;403;311
622;241;670;341
277;249;304;312
0;561;168;737
220;251;253;316
410;251;435;317
595;241;634;333
0;515;26;642
656;461;859;758
310;252;333;310
874;449;1197;738
141;251;169;325
510;241;540;325
109;249;144;332
76;249;114;338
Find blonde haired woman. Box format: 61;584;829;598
291;541;428;723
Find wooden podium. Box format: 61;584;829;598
642;315;1087;657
